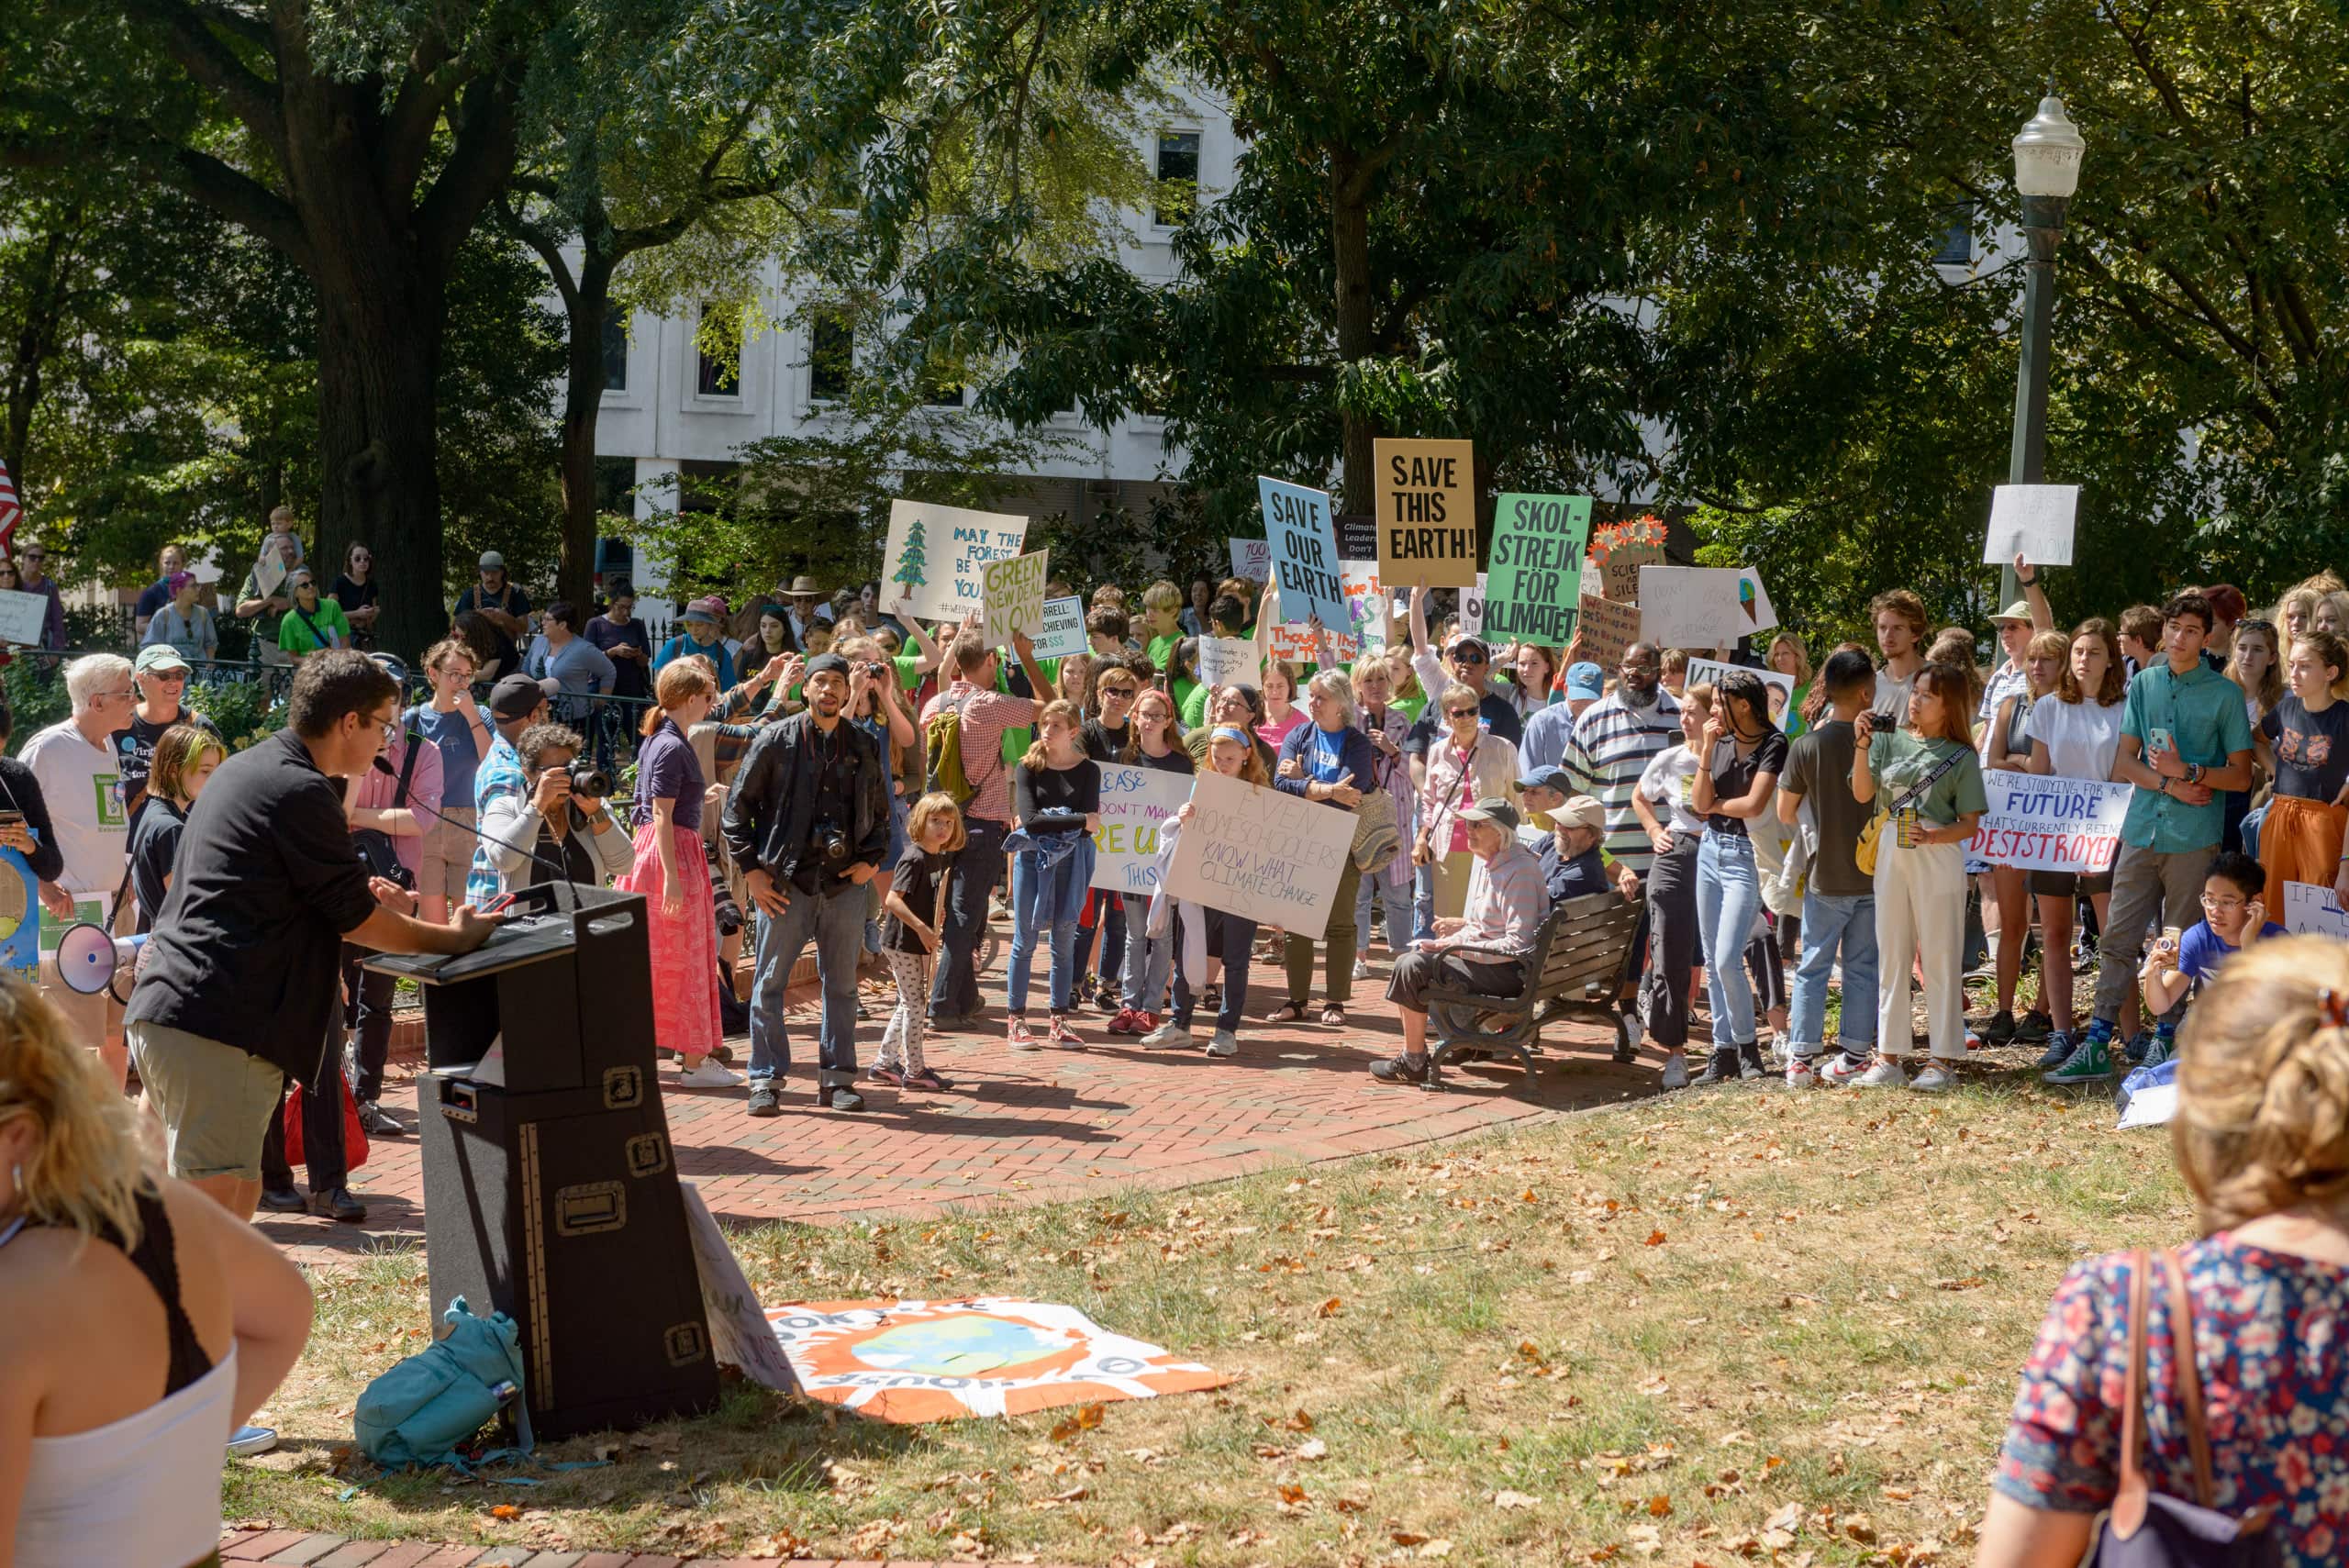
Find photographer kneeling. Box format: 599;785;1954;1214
480;722;632;895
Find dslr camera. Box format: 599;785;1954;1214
564;759;613;799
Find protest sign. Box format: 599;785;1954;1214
1575;587;1642;670
1483;493;1590;644
1982;484;2079;567
2283;881;2349;939
1373;438;1477;587
1270;620;1356;664
0;848;34;978
1033;595;1087;659
1197;635;1261;690
1228;537;1272;583
1340;562;1387;649
981;550;1051;648
1587;516;1666;605
1457;573;1488;638
1164;771;1357;938
1965;769;2133;874
884;499;1028;624
682;1183;799;1393
1335;514;1378;562
1257;476;1348;628
1090;764;1194;895
0;590;49;648
1637;566;1779;648
1686;657;1796;727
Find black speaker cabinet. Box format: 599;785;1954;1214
417;1069;718;1439
371;881;717;1440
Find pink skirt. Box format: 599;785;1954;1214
615;821;722;1061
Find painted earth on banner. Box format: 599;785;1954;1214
763;1297;1232;1423
1967;769;2133;873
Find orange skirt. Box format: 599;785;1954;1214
2262;794;2348;916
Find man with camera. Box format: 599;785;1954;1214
723;651;892;1116
479;721;631;894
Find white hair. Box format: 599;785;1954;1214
65;654;132;714
1307;667;1358;729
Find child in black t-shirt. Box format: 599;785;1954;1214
873;792;964;1091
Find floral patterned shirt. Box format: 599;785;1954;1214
1996;1236;2349;1563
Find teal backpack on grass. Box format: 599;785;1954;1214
355;1296;534;1469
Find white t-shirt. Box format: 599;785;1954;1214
2021;696;2128;782
20;718;129;895
1874;667;1919;720
1638;744;1707;837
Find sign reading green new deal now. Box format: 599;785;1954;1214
1481;493;1591;645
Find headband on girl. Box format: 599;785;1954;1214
1210;726;1252;745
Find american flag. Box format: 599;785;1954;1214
0;459;17;557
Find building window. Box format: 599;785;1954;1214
1153;129;1200;227
601;305;629;391
1932;202;1974;267
808;313;853;402
696;303;741;397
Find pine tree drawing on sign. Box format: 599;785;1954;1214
893;517;929;589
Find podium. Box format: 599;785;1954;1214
368;881;719;1440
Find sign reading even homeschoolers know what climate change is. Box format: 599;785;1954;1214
1089;765;1195;895
1257;476;1348;628
1164;771;1357;939
1482;493;1591;644
1373;438;1477;588
1966;769;2134;874
883;499;1029;625
981;550;1050;649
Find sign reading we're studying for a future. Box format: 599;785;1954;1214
1164;771;1357;939
1256;476;1347;628
1482;493;1591;644
1373;438;1477;588
1966;769;2133;874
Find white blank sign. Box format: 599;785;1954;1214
1983;484;2078;566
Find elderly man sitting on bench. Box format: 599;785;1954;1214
1371;796;1552;1085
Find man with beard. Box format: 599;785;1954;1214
723;651;892;1116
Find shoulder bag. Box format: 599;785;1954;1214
2089;1247;2279;1565
1854;740;1966;878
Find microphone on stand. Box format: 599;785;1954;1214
373;743;579;887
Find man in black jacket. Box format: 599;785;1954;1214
723;651;891;1117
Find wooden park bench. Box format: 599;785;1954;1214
1421;890;1644;1089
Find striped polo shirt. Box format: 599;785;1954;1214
1563;688;1682;877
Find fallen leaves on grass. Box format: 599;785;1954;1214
1317;1296;1344;1317
1493;1489;1541;1509
1048;1402;1105;1442
1296;1438;1328;1462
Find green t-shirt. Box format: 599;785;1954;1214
1866;730;1987;829
893;652;924;691
1146;631;1183;679
1179;679;1210;731
279;597;351;653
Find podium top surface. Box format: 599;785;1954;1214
362;912;578;984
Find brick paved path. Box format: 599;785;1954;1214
264;935;1662;1268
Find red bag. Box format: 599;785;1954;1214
282;1074;370;1172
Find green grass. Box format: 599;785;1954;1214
228;1062;2177;1563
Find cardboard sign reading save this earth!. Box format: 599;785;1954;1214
1373;438;1477;588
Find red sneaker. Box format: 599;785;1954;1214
1007;1017;1041;1051
1107;1007;1145;1035
1048;1013;1083;1046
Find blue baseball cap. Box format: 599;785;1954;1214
1564;661;1605;701
1514;765;1573;795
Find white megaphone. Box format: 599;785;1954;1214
54;921;145;1003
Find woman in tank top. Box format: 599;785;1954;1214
1;976;314;1566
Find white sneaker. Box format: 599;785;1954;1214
1352;959;1371;982
1659;1053;1688;1090
1205;1029;1240;1058
1853;1058;1909;1089
675;1059;743;1088
1785;1057;1817;1090
1820;1054;1865;1087
228;1424;278;1457
1141;1020;1193;1049
1909;1062;1958;1093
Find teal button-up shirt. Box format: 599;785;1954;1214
2118;660;2253;854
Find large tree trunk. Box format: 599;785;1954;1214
313;274;448;659
555;251;617;613
1330;149;1377;513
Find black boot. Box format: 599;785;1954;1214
1692;1047;1742;1086
1737;1041;1767;1078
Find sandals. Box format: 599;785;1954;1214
1265;1001;1310;1023
1319;1005;1346;1027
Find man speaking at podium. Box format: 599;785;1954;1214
126;651;503;1222
724;651;890;1116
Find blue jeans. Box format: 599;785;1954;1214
2242;800;2268;860
1355;871;1410;959
1789;888;1877;1057
1171;905;1255;1032
930;817;1008;1018
1008;840;1094;1015
1121;892;1171;1013
748;882;866;1087
1694;832;1761;1050
1411;859;1437;943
